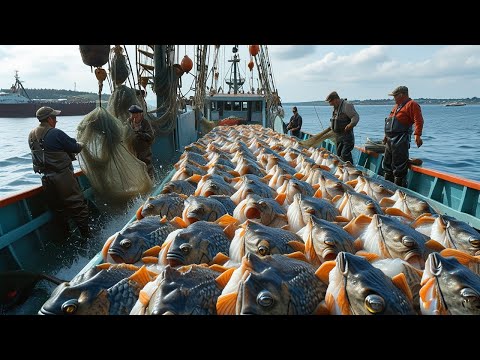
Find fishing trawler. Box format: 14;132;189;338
0;71;96;118
1;45;480;315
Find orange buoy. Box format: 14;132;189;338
249;45;260;56
181;55;193;73
248;60;254;71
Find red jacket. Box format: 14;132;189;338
388;99;424;136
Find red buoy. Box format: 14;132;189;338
248;60;254;71
249;45;260;56
181;55;193;73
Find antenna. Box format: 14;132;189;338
74;82;77;92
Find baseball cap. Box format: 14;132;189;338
388;86;408;96
36;106;61;121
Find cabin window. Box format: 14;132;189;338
242;102;248;111
210;101;216;111
254;101;262;112
234;101;241;111
225;101;232;111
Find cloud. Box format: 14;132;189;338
269;45;316;60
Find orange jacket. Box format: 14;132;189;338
388;99;424;136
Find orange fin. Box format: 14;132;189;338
172;216;188;228
313;188;322;198
160;215;168;223
96;263;112;270
285;251;309;262
379;197;396;207
343;214;372;236
384;207;414;221
101;233;117;261
294;172;304;180
410;214;436;228
275;192;287;205
425;239;446;252
138;289;151;306
136;206;144;220
215;267;235;288
209;264;230;273
216;214;238;227
313;300;330;315
315;260;336;284
331;194;342;203
129;265;153;287
142;245;162;257
355;251;380;262
392;273;413;302
353;239;363;252
141;256;159;264
335;215;350;223
261;174;273;183
212;252;230;265
186;174;202;184
288;241;306;253
345;179;358;188
223;223;237;240
216;292;238;315
440;248;480;265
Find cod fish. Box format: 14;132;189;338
233;194;288;228
132;264;228;315
354;175;395;202
103;216;182;264
136;193;187;220
229;220;305;263
379;189;435;218
411;214;480;256
161;179;196;196
323;252;417;315
194;173;236;197
217;253;328;315
39;264;155;315
182;195;229;225
298;216;356;267
333;190;383;221
161;220;232;267
287;193;342;233
420;252;480;315
356;214;430;269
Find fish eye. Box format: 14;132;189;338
120;239;132;249
365;294;385;314
61;299;79;314
324;238;335;246
257;291;274;308
461;288;480;309
469;238;480;248
258;245;270;256
402;236;416;248
180;243;192;254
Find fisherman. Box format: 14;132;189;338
382;86;424;187
286;106;303;139
127;104;155;179
325;91;360;164
28;106;91;240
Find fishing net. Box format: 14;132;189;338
106;84;142;124
76;107;153;202
110;46;130;86
299;127;334;148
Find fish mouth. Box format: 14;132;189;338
38;308;57;315
322;248;337;262
337;252;348;274
166;252;185;267
204;190;215;197
108;247;143;264
186;213;201;224
404;251;425;269
108;249;126;263
246;206;261;219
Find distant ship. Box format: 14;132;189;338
444;101;467;107
0;71;97;118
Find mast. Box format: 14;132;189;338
226;46;245;94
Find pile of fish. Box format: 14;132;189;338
39;124;480;315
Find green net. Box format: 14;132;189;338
76;107;153;202
106;85;141;124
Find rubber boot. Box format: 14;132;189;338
394;176;407;187
384;172;394;182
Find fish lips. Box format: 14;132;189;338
321;247;338;262
166;251;186;267
108;246;143;264
404;250;425;269
245;206;261;219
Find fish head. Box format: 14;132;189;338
421;252;480;315
183;196;226;224
327;252;416;315
108;233;146;264
237;270;291;315
166;222;228;267
433;215;480;255
309;217;356;262
367;215;427;268
244;197;276;225
39;273;113;315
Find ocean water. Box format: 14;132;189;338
1;104;480;198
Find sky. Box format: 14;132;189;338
1;45;479;103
